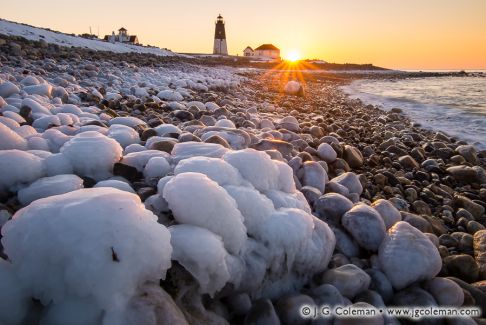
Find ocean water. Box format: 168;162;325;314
342;75;486;149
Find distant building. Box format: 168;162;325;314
243;46;254;57
243;44;280;61
104;27;139;44
213;14;228;55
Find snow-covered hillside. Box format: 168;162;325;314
0;18;178;57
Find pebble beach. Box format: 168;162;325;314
0;32;486;325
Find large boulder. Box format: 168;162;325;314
378;221;442;290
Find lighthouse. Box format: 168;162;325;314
213;14;228;55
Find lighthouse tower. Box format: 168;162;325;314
213;14;228;55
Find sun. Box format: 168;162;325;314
285;50;302;62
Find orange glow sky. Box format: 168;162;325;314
2;0;486;69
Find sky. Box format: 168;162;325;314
2;0;486;69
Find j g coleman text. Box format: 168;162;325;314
300;304;481;320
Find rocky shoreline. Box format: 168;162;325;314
0;35;486;324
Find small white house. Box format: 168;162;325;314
104;27;139;45
243;46;254;57
243;44;280;61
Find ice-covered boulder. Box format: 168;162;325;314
171;142;228;162
108;117;147;128
1;188;172;322
163;172;247;255
0;258;29;324
18;174;84;205
174;156;245;186
94;179;135;193
61;131;123;181
165;149;334;299
378;221;442;290
107;124;141;148
0;122;27;150
0;81;20;98
223;149;280;192
23;84;53;97
169;224;231;296
121;150;170;172
0;150;44;192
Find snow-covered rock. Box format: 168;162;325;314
0;150;44;191
94;179;135;193
1;188;172;322
0;258;29;324
17;174;84;205
0;122;27;150
169;224;231;296
107;124;141;148
60;131;122;181
163;172;247;255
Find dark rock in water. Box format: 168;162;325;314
456;145;479;165
244;299;280;325
113;163;143;182
444;254;479;283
